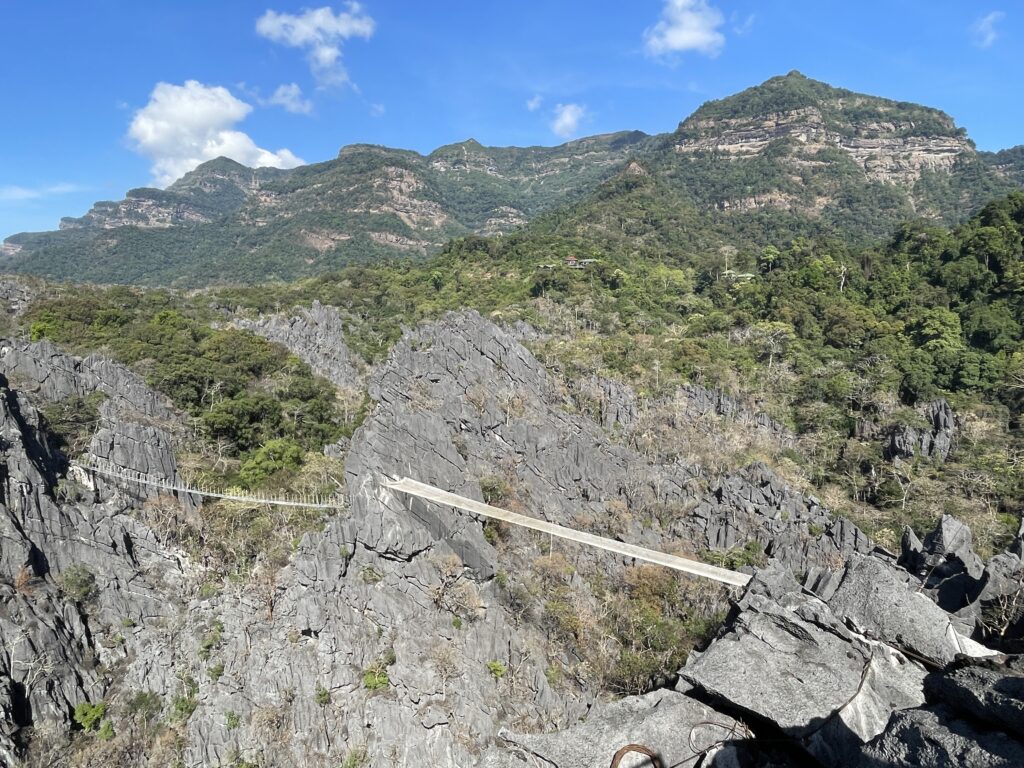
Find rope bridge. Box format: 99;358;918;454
74;458;346;510
75;459;751;587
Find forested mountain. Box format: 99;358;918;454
3;70;1024;768
3;72;1021;286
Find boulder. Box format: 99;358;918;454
681;568;927;765
481;688;751;768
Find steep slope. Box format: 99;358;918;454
2;133;649;286
550;72;1017;261
3;72;1020;286
4;310;1024;767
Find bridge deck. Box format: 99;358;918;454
384;477;751;587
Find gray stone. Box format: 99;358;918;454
861;705;1024;768
681;568;927;766
925;658;1024;740
827;554;982;666
234;301;367;391
481;688;750;768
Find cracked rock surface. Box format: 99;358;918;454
0;309;1021;767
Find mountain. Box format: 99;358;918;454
2;71;1021;286
1;132;650;285
543;71;1017;264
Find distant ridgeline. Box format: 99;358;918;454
3;71;1023;287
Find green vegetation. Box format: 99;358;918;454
682;70;963;140
59;565;98;603
225;711;241;730
340;746;369;768
197;620;224;661
73;701;107;731
126;691;162;724
704;540;769;570
39;392;106;457
362;649;396;691
314;683;330;707
485;660;507;680
5;73;1014;287
171;675;199;724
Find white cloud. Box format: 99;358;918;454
526;94;543;112
644;0;725;57
369;102;386;117
551;103;585;138
731;12;756;36
971;11;1005;48
267;83;314;114
0;183;83;201
256;4;375;87
128;80;304;187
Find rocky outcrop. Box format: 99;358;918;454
681;557;999;766
0;339;176;423
481;688;753;767
234;301;367;392
901;515;1024;650
59;191;215;230
0;381;189;766
681;567;926;765
862;656;1024;767
0;278;35;319
2;309;1017;767
884;399;958;462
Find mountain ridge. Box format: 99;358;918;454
3;71;1022;286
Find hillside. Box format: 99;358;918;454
1;183;1023;765
1;72;1021;288
1;132;650;285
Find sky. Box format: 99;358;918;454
1;1;1021;239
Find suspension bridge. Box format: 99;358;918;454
76;459;751;587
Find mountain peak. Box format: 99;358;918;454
679;71;961;141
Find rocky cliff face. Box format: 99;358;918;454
1;311;1022;767
59;158;290;232
233;302;367;393
676;105;971;187
4;73;1016;286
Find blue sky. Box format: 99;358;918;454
1;1;1020;239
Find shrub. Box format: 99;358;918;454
127;691;162;723
486;660;507;680
198;619;224;661
479;475;513;505
59;564;97;603
362;666;389;691
239;438;305;488
225;711;241;730
340;746;368;768
363;649;396;691
314;683;330;707
73;701;107;731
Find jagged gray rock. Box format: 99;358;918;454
884;399;958;462
861;705;1024;767
0;338;177;422
0;278;34;320
234;301;366;392
4;309;1004;768
925;658;1024;740
899;515;1024;648
480;688;750;767
681;567;928;765
827;554;986;665
0;382;188;766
